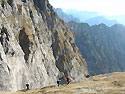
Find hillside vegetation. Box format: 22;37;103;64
68;22;125;75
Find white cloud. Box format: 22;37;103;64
49;0;125;16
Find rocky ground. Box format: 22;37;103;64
0;72;125;94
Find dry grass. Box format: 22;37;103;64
0;72;125;94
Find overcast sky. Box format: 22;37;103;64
49;0;125;16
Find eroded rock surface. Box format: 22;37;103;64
0;0;87;91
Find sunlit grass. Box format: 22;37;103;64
1;72;125;94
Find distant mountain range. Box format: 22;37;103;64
54;8;80;22
65;9;101;21
106;15;125;25
65;9;125;25
54;8;118;26
68;21;125;75
55;8;125;26
55;8;125;75
85;16;117;26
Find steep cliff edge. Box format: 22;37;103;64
0;0;87;91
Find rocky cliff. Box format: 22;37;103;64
0;0;87;91
68;21;125;75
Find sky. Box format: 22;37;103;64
49;0;125;16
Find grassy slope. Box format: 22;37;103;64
1;72;125;94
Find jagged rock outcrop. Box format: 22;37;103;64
0;0;87;91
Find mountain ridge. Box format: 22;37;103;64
68;21;125;75
54;8;80;22
55;8;118;26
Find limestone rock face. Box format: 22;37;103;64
0;0;87;91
